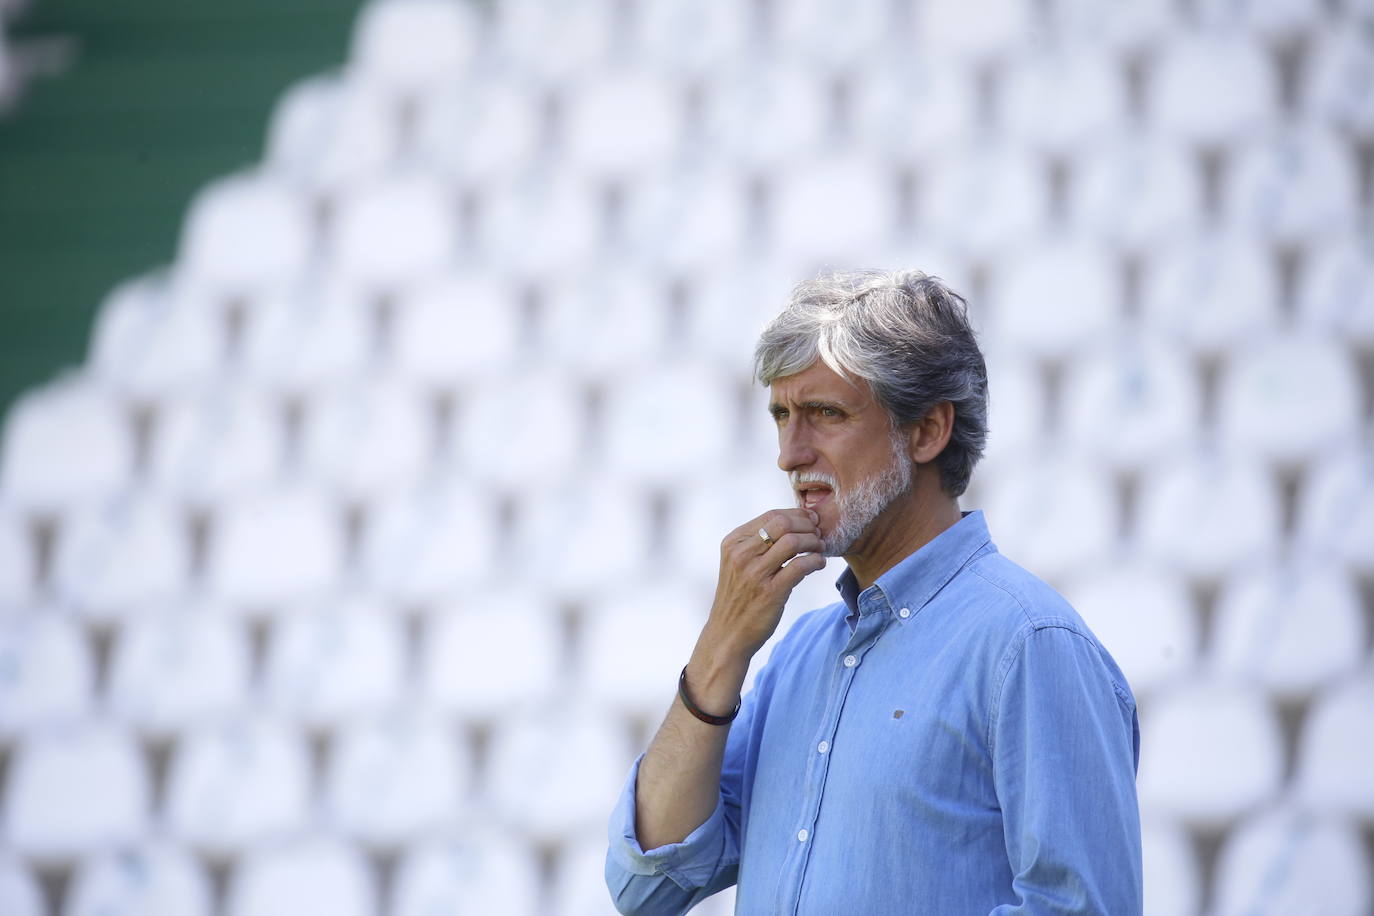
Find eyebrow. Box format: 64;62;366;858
769;398;848;416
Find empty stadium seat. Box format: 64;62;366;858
622;164;751;272
1003;48;1126;154
551;833;625;916
924;147;1045;256
422;593;561;719
324;711;470;844
261;599;405;726
1211;806;1372;916
495;0;618;81
0;856;43;916
702;61;830;167
204;486;345;610
107;607;250;735
1139;819;1199;916
1216;335;1361;466
359;475;499;601
486;707;634;842
388;269;523;386
1295;448;1374;573
600;361;736;484
1209;565;1365;701
413;81;542;184
237;285;377;390
581;580;711;717
484;174;601;274
1141;231;1281;352
150;389;286;499
0;375;134;512
851;56;975;156
1074;133;1201;248
631;0;753;76
0;613;94;734
1047;0;1174;49
512;477;652;593
564;68;682;177
348;0;479;97
1297;233;1374;344
0;507;32;606
1305;21;1374;135
226;835;377;916
1136;450;1282;579
987;237;1121;358
540;268;671;379
773;153;893;264
86;274;225;398
51;499;188;615
174;172;313;302
774;0;892;67
665;462;799;583
1138;680;1283;828
65;844;214;916
328;175;460;295
1061;564;1197;697
1059;336;1200;470
1152;33;1276;145
1230;124;1360;243
915;0;1035;62
391;832;541;916
977;349;1045;470
1294;671;1374;817
264;74;399;193
164;717;312;852
297;378;435;495
1194;0;1326;35
3;723;150;858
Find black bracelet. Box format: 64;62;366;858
678;666;741;726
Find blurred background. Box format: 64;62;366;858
0;0;1371;913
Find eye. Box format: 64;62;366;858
819;406;839;417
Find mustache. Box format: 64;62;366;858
790;470;838;490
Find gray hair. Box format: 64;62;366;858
754;269;988;498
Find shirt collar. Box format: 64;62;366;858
835;510;993;625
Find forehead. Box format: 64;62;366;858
768;360;873;406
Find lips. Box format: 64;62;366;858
798;485;832;511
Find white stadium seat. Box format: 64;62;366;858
1295;447;1374;573
924;146;1045;256
3;723;150;858
1136;450;1282;579
360;475;499;600
1210;565;1365;701
1137;681;1283;829
413;82;542;185
86;274;225;398
1216;335;1361;466
1048;0;1174;50
324;711;470;844
1294;671;1374;817
581;580;711;718
65;844;214;916
0;856;43;916
702;61;830;167
632;0;754;76
551;833;624;916
1297;234;1374;344
773;153;893;264
388;269;523;386
0;375;133;512
1152;33;1276;146
51;499;188;614
622;165;751;273
487;707;634;842
204;486;345;610
484;174;601;274
264;75;399;192
564;68;682;177
0;507;33;606
1140;819;1199;916
1002;49;1126;154
238;285;376;390
261;600;405;726
348;0;479;96
511;477;652;594
1229;124;1360;243
0;613;93;734
108;606;249;734
539;269;671;379
1059;337;1200;470
665;462;797;584
773;0;892;68
1211;806;1372;916
174;172;313;300
1075;133;1200;248
1305;22;1374;136
1141;231;1281;353
150;389;286;499
1060;564;1197;697
851;56;975;157
600;362;736;485
391;832;541;916
987;237;1121;358
297;378;435;495
329;175;460;294
1193;0;1326;35
165;717;312;852
977;349;1045;471
226;836;376;916
915;0;1035;62
423;593;561;719
495;0;618;81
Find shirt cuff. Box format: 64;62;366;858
607;753;732;892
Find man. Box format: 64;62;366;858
605;270;1142;914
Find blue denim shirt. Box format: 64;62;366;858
607;511;1142;914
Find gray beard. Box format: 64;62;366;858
822;442;914;556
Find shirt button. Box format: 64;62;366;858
898;607;911;619
797;828;809;842
843;654;857;668
817;740;830;754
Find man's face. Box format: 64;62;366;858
769;361;914;556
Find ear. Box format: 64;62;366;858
905;402;955;464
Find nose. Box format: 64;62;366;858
776;421;815;473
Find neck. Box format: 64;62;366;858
843;470;962;590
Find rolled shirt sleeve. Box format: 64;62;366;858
989;622;1143;915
